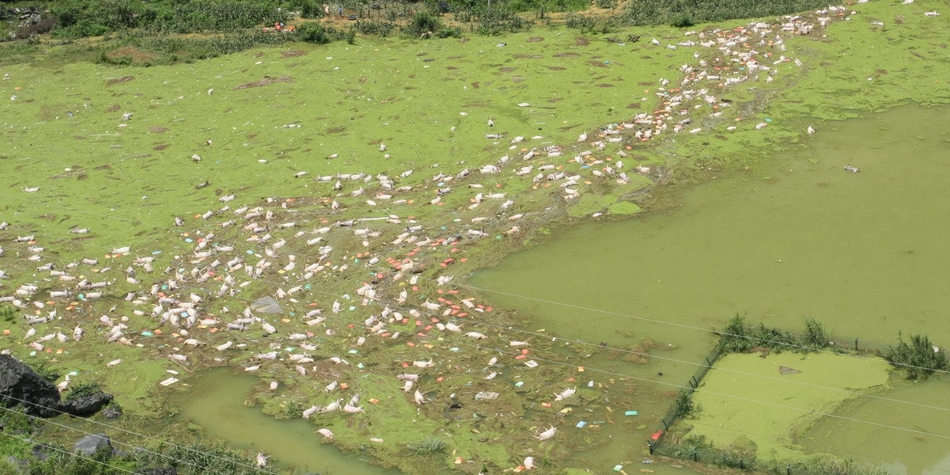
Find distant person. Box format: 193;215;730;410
324;4;330;15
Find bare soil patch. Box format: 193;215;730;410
234;75;293;90
106;75;135;86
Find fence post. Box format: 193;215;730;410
855;337;859;351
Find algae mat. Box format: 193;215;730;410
683;352;891;461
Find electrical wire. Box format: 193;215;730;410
0;396;271;475
0;429;140;475
515;351;950;440
459;316;950;413
683;419;950;475
460;283;950;377
8;218;950;472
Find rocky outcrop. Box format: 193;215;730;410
0;355;61;417
0;354;113;418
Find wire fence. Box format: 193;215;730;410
648;339;723;455
643;328;913;475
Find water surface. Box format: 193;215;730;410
176;368;403;475
468;104;950;472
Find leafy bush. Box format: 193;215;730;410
296;22;335;44
673;389;697;418
802;317;827;350
718;314;754;353
883;333;949;380
670;15;693;28
404;11;442;37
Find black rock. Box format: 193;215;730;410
73;434;114;457
0;355;61;417
59;391;113;417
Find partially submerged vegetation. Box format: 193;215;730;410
882;332;949;380
716;315;831;354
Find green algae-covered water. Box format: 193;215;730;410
175;367;713;475
470;104;950;347
175;368;405;475
802;376;950;475
467;104;950;472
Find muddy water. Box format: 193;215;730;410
175;368;403;475
467;104;950;471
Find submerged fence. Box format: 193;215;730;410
647;340;723;454
644;325;902;475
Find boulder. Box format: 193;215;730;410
0;355;61;417
0;355;115;418
73;434;113;457
59;390;113;417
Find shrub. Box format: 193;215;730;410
673;389;697;418
670;15;693;28
718;314;753;353
882;333;949;380
296;22;334;44
404;11;442;37
802;317;828;350
410;437;449;455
